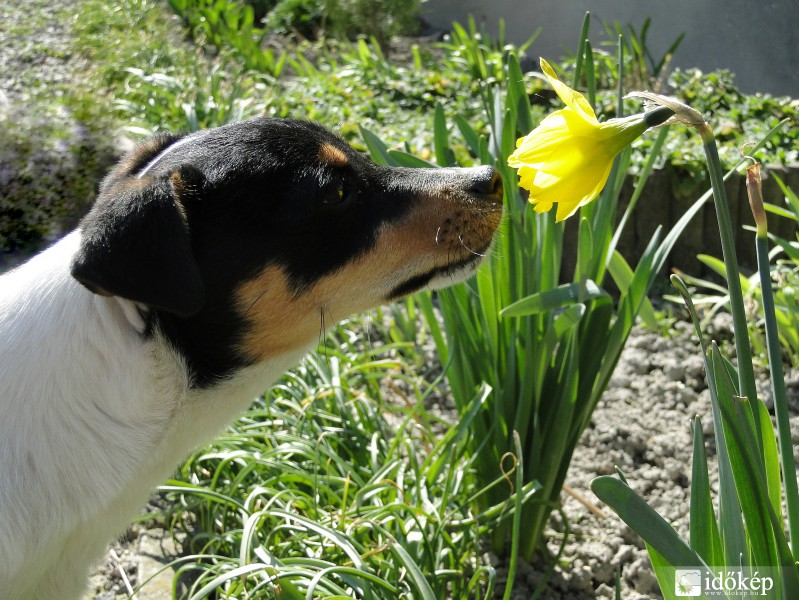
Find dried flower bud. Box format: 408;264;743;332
746;162;767;236
625;92;706;127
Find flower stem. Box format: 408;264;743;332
756;228;799;558
698;124;759;432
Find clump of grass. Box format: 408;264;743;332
150;317;533;599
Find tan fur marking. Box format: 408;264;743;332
169;171;190;222
115;137;175;180
318;143;349;167
235;191;501;363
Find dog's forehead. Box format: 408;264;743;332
137;118;356;181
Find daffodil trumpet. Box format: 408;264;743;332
508;58;673;222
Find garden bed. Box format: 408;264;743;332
85;314;799;599
4;0;799;598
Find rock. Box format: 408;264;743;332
630;557;660;594
612;544;635;565
663;360;685;382
570;564;594;590
594;583;616;598
137;529;183;600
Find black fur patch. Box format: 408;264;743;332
71;167;205;317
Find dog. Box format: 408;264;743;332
0;117;502;599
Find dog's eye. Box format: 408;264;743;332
322;180;354;209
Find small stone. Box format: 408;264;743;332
484;551;501;568
666;460;685;482
664;362;685;382
612;544;635;565
570;564;594;590
595;583;615;599
631;558;660;594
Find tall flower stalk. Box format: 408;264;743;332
592;93;798;597
748;162;799;560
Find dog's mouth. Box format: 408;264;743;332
386;241;492;300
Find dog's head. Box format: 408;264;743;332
72;118;502;385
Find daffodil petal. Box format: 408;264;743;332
531;170;559;189
529;169;597;206
513;137;607;174
508;58;662;222
525;160;613;222
540;58;597;124
509;112;603;170
517;165;538;190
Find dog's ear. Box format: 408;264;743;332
71;166;205;317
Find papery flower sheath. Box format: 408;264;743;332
508;58;672;221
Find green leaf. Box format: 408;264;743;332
646;544;679;600
584;40;596;109
697;254;751;293
454;115;482;159
773;173;799;217
757;399;782;525
591;476;712;572
573;12;591;88
689;416;723;567
387;150;438;169
384;532;439;600
711;346;779;570
766;232;799;262
502;431;525;600
575;217;594;282
500;280;608;318
506;52;532;135
191;563;294;600
433;103;455;166
607;251;658;329
359;125;394;166
764;202;797;220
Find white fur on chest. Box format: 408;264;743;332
0;232;302;599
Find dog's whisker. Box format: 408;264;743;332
458;234;486;257
435;226;442;245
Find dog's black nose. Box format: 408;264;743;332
466;166;503;201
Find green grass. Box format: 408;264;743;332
72;0;492;149
68;0;799;173
148;316;530;599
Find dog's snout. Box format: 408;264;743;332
465;166;503;201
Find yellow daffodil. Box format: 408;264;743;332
508;58;673;221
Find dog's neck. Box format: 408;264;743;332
0;232;304;593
